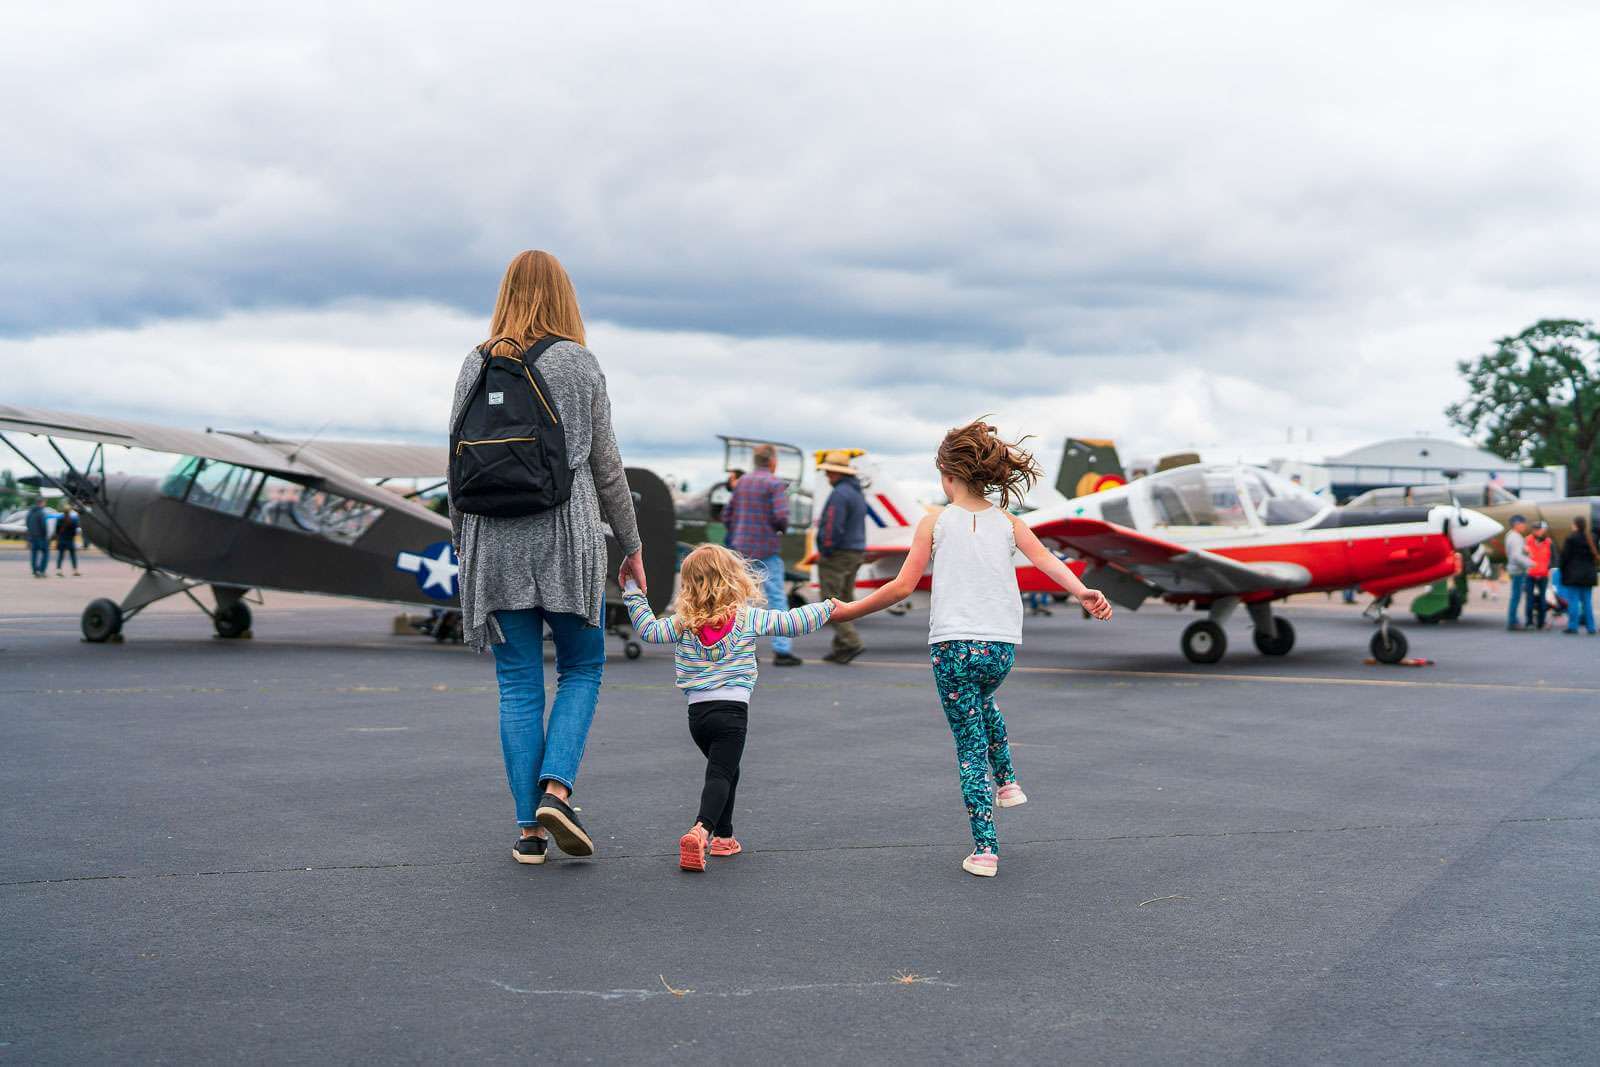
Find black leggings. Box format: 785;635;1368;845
688;700;747;837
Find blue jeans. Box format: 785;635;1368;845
28;538;50;575
756;553;792;655
1565;586;1595;634
1506;573;1526;626
491;607;605;827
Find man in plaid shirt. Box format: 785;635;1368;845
722;444;802;666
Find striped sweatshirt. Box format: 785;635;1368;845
624;587;834;702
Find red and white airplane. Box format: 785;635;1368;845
811;458;1502;664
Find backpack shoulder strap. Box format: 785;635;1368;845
523;334;568;365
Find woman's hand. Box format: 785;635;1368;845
618;549;647;596
828;597;858;622
1079;588;1113;620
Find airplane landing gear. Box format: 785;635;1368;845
1370;627;1409;664
1364;595;1409;664
1181;620;1227;663
213;601;252;639
1247;601;1296;656
82;598;123;643
1252;616;1296;656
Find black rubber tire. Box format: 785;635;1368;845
82;598;123;643
1252;617;1296;656
1370;627;1409;664
214;601;252;639
1181;620;1227;664
624;641;642;660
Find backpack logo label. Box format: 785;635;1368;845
487;392;504;406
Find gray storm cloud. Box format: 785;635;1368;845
2;3;1597;479
4;3;1595;348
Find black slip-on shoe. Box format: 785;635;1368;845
773;653;803;667
512;834;548;865
535;793;594;856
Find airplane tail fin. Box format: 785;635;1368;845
1055;438;1128;499
853;456;925;531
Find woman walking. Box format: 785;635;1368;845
449;250;647;865
1558;515;1597;635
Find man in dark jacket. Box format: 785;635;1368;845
816;451;868;663
1558;516;1597;635
24;500;50;578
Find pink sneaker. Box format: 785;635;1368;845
961;852;998;878
995;782;1027;808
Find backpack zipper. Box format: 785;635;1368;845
523;368;558;425
455;436;541;456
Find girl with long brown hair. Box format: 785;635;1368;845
449;250;648;865
833;421;1113;877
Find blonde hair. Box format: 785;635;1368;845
481;249;586;352
675;544;762;631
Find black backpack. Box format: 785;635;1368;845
449;335;574;518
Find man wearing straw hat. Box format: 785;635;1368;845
816;450;868;664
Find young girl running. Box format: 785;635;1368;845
834;421;1113;877
624;544;836;872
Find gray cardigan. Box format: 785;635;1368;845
449;340;642;650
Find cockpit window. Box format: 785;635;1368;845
1250;469;1329;525
251;476;382;544
183;459;262;516
1147;467;1248;528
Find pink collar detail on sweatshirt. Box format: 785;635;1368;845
697;615;735;646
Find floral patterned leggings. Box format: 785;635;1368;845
930;640;1018;855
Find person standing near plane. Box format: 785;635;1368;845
449;249;646;866
54;505;80;576
816;450;868;664
1525;521;1552;630
721;444;801;667
1558;516;1597;635
24;499;49;578
1504;514;1530;630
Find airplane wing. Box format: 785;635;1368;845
224;436;447;481
0;404;442;519
0;403;319;478
1028;516;1310;607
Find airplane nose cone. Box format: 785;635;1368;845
1451;507;1502;550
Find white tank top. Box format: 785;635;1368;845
928;504;1023;646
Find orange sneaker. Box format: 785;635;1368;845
710;836;742;857
679;826;708;872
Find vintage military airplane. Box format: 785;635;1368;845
0;404;675;650
1347;480;1600;565
813;457;1501;664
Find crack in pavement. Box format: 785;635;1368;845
476;976;958;1001
3;814;1591;889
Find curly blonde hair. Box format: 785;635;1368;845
675;544;763;631
936;419;1042;509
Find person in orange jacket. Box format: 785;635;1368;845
1525;521;1553;630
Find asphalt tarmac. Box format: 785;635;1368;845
2;559;1597;1063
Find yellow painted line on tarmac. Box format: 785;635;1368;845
852;659;1600;696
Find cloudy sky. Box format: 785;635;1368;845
3;3;1597;489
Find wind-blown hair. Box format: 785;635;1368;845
936;420;1042;510
675;544;762;632
482;249;586;352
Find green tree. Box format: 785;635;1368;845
1447;319;1600;494
0;468;18;511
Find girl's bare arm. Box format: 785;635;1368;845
1008;514;1113;619
830;513;936;623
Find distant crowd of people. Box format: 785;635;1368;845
1503;513;1597;635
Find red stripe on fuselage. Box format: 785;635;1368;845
877;495;908;526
